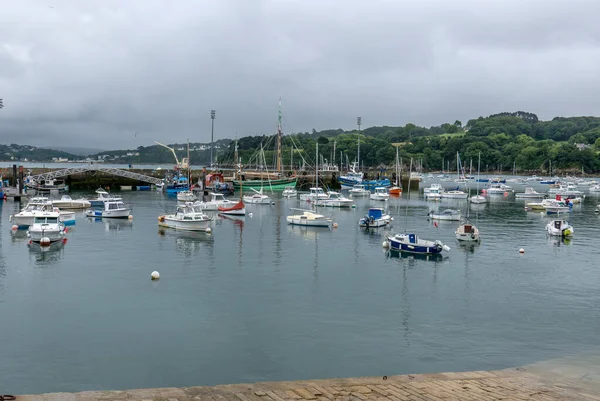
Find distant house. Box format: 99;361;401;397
575;143;590;150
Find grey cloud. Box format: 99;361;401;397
1;0;600;149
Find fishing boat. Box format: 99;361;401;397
546;219;574;237
158;203;212;231
515;187;545;199
89;188;122;207
385;158;450;255
52;195;91;209
428;209;461;221
388;146;402;196
359;207;391;228
85;200;132;219
154;141;191;194
286;208;332;227
25;176;68;193
243;188;273;204
233;176;297;191
176;190;196;202
315;191;354;208
370;187;390;201
455;223;481;242
27;211;66;245
194;193;239;211
349;184;370;197
282;186;298;198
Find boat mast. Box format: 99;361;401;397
356;117;361;169
276;97;283;174
315;142;319;188
234;138;239;168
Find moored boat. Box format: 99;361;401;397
158;203;212;231
243;188;273;204
429;209;461;221
176;190;196;202
349;184;370;197
85;201;132;219
233;177;297;191
282;186;298;198
515;187;545;199
315;191;354;208
455;223;480;242
359;208;391;228
194;192;239;211
52;195;91;209
218;199;246;216
386;233;450;254
89;188;122;207
27;211;66;245
370;187;390;201
546;219;574;237
286;209;332;227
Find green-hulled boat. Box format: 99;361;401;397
232;177;297;191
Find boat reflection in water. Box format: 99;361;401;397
387;249;447;263
27;239;67;265
10;229;29;244
547;235;572;247
158;227;214;257
86;217;133;232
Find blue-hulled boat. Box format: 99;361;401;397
386;233;450;254
166;175;189;194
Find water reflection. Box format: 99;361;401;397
287;225;329;241
387;249;446;263
86;217;133;232
547;236;572;247
10;228;29;244
157;228;214;258
28;241;66;266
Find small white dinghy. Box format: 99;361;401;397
86;201;132;219
370;187;390;201
158;203;212;231
455;222;481;242
349;184;370;197
546;219;574;237
282;186;298;198
27;211;66;245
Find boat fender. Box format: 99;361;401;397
158;216;165;223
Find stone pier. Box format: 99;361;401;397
15;363;600;401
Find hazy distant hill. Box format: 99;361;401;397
47;146;106;156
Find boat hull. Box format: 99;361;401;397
219;208;246;216
158;218;211;231
286;216;331;227
233;177;297;190
28;225;65;243
387;234;444;254
85;208;131;219
340;178;391;190
52;200;91;209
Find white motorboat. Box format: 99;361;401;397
286;209;332;227
299;187;329;202
485;183;513;194
548;184;583;197
425;187;443;201
85;200;132;219
423;183;445;194
359;208;391;228
315;191;354;208
429;209;461;221
194;192;238;211
52;195;91;209
11;201;75;228
176;190;196;202
546;219;574;237
469;194;486;204
455;222;481;242
515;187;545;199
441;190;468;199
349;184;370;197
158;203;212;231
27;211;66;245
89;188;122;207
542;199;571;214
243;188;273;204
370;187;390;201
282;186;298;198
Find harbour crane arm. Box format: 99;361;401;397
154;141;180;167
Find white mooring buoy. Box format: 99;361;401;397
519;248;525;254
151;271;160;280
205;227;212;233
382;241;390;248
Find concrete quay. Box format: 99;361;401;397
15;364;600;401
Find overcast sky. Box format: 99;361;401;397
1;0;600;150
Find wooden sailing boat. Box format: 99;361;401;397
389;145;402;196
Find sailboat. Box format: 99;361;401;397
218;163;246;216
385;158;450;255
232;100;297;190
243;144;273;204
469;152;486;204
441;152;468;199
389;146;402;196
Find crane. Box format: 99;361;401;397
154;141;188;169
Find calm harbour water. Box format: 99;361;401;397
1;180;600;394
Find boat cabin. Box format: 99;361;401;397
374;187;388;195
33;216;59;224
310;188;326;196
367;208;384;219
